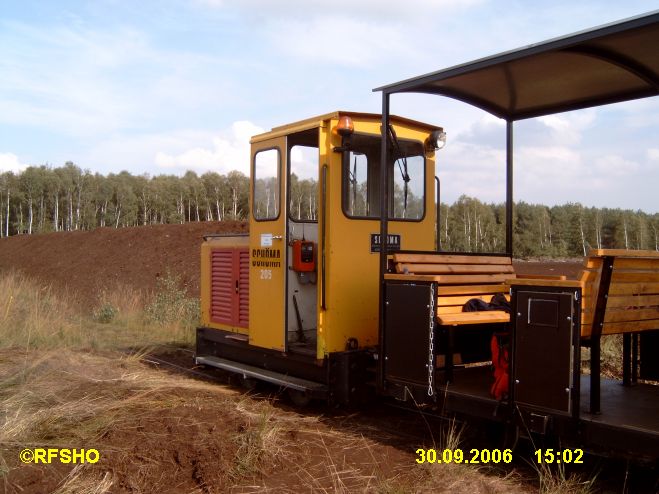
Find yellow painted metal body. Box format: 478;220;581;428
318;113;437;358
200;111;442;360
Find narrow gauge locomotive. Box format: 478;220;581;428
196;12;659;461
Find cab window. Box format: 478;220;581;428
342;133;425;220
253;148;280;220
289;145;319;222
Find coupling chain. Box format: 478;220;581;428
428;284;435;397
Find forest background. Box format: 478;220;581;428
1;162;658;258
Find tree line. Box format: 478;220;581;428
1;163;657;258
438;195;659;257
0;163;249;235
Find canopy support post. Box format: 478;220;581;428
377;92;391;393
506;119;514;256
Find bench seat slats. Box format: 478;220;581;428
393;253;512;265
507;278;579;288
516;274;567;281
582;319;659;336
571;249;659;337
582;307;659;324
610;272;659;283
585;294;659;309
437;284;509;296
388;273;512;284
437;310;510;326
388;253;514;329
589;249;659;258
606;282;659;296
384;273;514;284
396;263;515;275
586;257;659;270
437;293;510;307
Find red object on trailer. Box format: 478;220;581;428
490;333;509;401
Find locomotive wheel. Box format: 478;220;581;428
237;375;258;391
287;388;312;407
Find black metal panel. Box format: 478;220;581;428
328;350;374;406
384;282;434;385
512;289;577;416
197;327;376;406
640;329;659;380
580;418;659;462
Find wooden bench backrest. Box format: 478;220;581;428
392;253;514;315
579;249;659;337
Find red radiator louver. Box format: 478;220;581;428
210;248;249;328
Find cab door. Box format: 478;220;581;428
249;137;287;350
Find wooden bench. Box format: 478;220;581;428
509;248;659;413
385;253;570;383
385;253;566;325
578;249;659;338
385;253;515;327
385;253;567;382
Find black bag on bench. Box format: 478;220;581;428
462;293;511;313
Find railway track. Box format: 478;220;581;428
138;345;442;444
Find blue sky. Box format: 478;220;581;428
1;1;658;211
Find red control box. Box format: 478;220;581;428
292;240;315;272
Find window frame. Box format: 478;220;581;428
287;143;319;224
252;146;282;222
340;133;427;222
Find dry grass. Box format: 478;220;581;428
230;399;283;480
0;271;601;493
0;270;195;353
580;334;624;379
0;271;84;349
0;348;246;492
52;467;114;494
534;460;597;494
383;419;526;494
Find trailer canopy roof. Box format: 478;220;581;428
374;10;659;120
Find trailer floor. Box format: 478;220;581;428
579;376;659;434
446;365;495;401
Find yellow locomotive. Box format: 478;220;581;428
197;111;445;403
195;12;659;460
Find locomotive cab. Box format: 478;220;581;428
196;111;443;402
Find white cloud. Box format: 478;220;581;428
436;110;633;206
265;16;407;67
439;141;507;203
206;0;486;67
198;0;484;19
0;153;27;173
591;154;639;177
533;110;596;146
154;121;264;175
648;149;659;162
0;20;245;137
0;22;150;135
